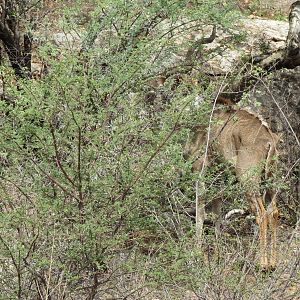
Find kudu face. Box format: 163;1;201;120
185;108;280;270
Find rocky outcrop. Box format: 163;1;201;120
203;18;289;74
31;17;289;75
250;67;300;210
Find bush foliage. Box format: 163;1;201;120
1;1;298;299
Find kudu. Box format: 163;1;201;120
184;107;280;270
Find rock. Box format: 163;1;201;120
31;17;290;76
249;67;300;207
51;31;82;48
150;18;289;75
203;18;289;74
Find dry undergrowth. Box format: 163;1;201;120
104;224;300;300
1;183;299;299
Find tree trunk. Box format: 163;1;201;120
286;1;300;57
0;0;32;77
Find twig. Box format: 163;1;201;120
194;80;228;247
50;125;76;187
77;127;84;210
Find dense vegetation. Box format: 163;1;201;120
0;1;299;299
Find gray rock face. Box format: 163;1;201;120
203;18;289;74
251;68;300;135
250;67;300;209
31;17;289;75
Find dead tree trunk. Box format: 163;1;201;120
286;1;300;57
0;0;32;77
219;1;300;102
284;1;300;67
258;1;300;70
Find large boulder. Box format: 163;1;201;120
204;18;289;74
250;67;300;212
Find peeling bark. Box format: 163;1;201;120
286;1;300;57
257;1;300;71
0;0;32;77
220;2;300;102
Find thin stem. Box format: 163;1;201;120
77;127;84;210
50;125;76;187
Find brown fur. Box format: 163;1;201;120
184;108;280;270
